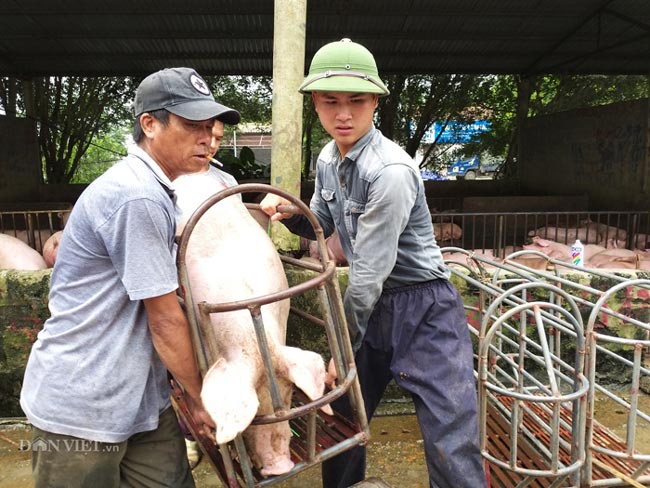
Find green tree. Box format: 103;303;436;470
1;76;135;184
206;75;273;126
464;74;649;179
0;78;21;116
71;124;129;184
532;74;649;115
1;75;276;184
378;74;482;169
36;76;134;183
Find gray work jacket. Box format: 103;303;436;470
284;126;450;347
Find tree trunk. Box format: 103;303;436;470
503;76;531;180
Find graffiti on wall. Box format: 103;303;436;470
570;123;644;181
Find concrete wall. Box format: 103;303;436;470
0;116;88;207
1;265;647;417
520;99;650;211
0;116;41;203
0;270;51;416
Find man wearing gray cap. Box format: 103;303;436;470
20;67;240;487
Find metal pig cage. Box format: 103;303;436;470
444;247;650;487
433;210;650;255
173;183;369;488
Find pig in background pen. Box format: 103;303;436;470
298;210;650;272
519;217;650;269
6;205;648;274
436;212;650;271
173;173;332;477
0;233;48;270
0;207;71;270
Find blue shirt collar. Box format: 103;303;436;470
127;143;175;192
343;125;376;163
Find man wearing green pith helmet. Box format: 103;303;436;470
260;39;486;488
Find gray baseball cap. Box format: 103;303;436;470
133;67;240;124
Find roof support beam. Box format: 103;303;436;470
523;0;616;76
269;0;306;250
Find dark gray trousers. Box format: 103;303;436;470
322;279;487;488
32;406;194;488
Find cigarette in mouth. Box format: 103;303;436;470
208;156;223;167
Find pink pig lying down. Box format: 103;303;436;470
173;173;332;477
527;220;628;245
0;234;48;270
443;236;650;271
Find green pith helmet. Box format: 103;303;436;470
299;38;390;96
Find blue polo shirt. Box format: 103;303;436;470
20;145;179;443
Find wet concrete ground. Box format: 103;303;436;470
2;391;649;488
193;414;427;488
0;413;428;488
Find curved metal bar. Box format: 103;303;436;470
175;183;368;487
481;281;585;341
252;368;357;425
444;249;650;485
480;299;588;400
199;261;336;313
585;279;650;338
478;282;588;481
583;278;650;482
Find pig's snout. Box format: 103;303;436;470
260;457;295;477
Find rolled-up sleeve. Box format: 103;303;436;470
344;164;418;348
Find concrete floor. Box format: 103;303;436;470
0;415;428;488
5;391;649;488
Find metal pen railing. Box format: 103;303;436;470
443;247;650;487
433;210;650;255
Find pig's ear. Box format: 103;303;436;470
201;357;259;444
280;346;333;415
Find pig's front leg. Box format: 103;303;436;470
201;357;259;445
280;346;333;416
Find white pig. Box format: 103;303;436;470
2;229;55;254
42;230;64;267
433;222;463;242
173;172;331;477
0;234;48;270
305;232;348;266
585;248;638;269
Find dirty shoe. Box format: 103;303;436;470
185;438;202;469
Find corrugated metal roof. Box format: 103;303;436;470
0;0;648;77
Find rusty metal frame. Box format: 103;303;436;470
174;183;369;488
